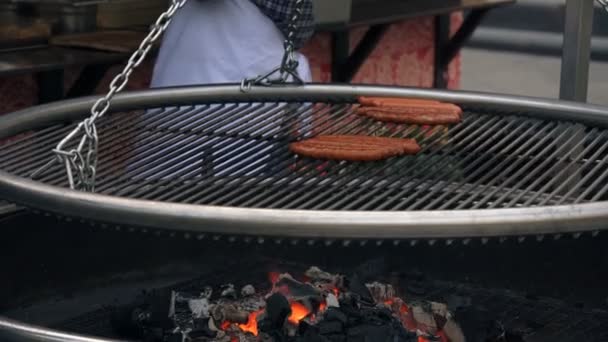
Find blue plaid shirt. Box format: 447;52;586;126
252;0;315;49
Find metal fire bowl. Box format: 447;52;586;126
2;84;608;240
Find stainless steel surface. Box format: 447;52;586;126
2;85;608;239
0;316;129;342
38;3;97;34
313;0;351;25
559;0;594;102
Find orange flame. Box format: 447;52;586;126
288;301;311;324
238;310;262;336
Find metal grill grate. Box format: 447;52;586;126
2;101;608;211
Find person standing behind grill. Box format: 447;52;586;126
148;0;316;177
151;0;315;87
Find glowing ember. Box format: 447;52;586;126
237;310;262;336
288;301;311;324
269;272;280;284
318;301;327;312
220;321;231;330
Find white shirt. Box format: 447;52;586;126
151;0;312;87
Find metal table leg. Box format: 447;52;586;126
434;14;451;88
35;69;64;104
559;0;595;102
66;64;112;99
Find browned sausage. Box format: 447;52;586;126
356;106;462;125
358;96;443;107
289;135;420;161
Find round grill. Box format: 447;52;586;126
1;84;608;239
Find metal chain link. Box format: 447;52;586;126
240;0;306;92
598;0;608;13
33;0;188;191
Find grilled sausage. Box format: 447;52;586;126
356;106;462;125
289;135;420;161
358;96;443;107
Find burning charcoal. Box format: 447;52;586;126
366;282;396;303
241;284;256;297
259;292;292;333
220;284;237;299
275;273;322;300
211;304;250;325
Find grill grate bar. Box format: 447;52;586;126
235;109;413;209
192;104;364;206
521;130;607;206
93;104;258;194
360;114;503;211
544;136;608;205
148;103;329;204
31;107;195;189
457;121;565;209
3;100;608;211
175;104;352;206
441;122;559;210
421;120;544;210
400;117;532;211
331;116;484;211
124;103;313;200
488;124;585;208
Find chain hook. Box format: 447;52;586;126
240;0;306;92
33;0;189;191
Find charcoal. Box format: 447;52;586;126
211;304;249;325
220;284;237;299
318;321;343;335
324;308;348;324
346;324;395;342
344;274;374;306
276;274;322;300
189;318;217;339
241;284;256;297
260;293;292;332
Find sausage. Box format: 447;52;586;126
289;135;420;161
358;96;443;107
356;106;462;125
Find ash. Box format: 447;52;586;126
110;267;465;342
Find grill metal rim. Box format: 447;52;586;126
2;170;608;239
2;84;608;239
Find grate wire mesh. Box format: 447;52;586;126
2;101;608;211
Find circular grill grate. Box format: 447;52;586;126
1;100;608;211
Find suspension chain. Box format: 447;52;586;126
240;0;306;91
33;0;188;191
